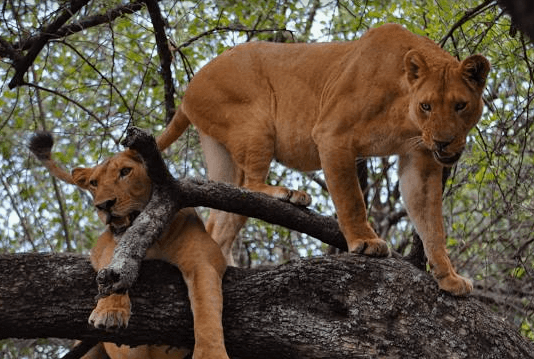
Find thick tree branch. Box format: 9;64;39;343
8;0;91;89
96;127;347;295
144;0;175;124
498;0;534;39
13;1;146;53
5;1;147;90
1;253;533;359
0;36;21;61
123;127;345;249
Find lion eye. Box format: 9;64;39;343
119;167;132;178
455;102;467;111
420;103;431;112
89;179;98;187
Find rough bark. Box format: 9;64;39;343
97;127;349;296
499;0;534;39
1;253;533;359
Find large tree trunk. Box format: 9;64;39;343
1;253;533;359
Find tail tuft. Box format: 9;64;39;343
29;131;54;160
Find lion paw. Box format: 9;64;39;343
287;189;312;206
89;293;131;331
437;273;473;296
89;307;129;331
349;237;390;257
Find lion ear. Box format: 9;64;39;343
71;167;93;189
461;54;490;91
404;50;428;85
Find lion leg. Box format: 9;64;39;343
243;170;312;206
202;132;311;205
103;343;191;359
201;133;247;266
88;231;131;330
79;342;107;359
399;152;473;296
183;265;228;359
205;209;247;266
201;132;311;266
236;132;311;206
174;229;229;359
316;144;389;256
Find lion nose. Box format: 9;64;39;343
96;198;117;212
434;139;454;152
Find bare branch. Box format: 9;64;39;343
0;36;22;61
176;25;293;50
14;1;146;52
57;39;133;121
144;0;175;124
439;0;498;48
302;0;321;40
5;1;147;90
8;0;91;89
96;127;347;295
498;0;534;39
24;82;117;143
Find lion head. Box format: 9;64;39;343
29;132;151;235
71;150;152;234
404;51;490;166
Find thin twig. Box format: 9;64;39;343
0;176;38;251
176;25;292;50
439;0;498;47
57;40;133;121
30;68;73;251
24;82;115;142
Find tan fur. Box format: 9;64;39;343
157;23;490;296
32;146;229;359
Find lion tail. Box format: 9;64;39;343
29;132;76;185
156;104;192;151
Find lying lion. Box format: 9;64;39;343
157;23;490;296
29;132;229;359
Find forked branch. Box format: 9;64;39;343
97;127;348;295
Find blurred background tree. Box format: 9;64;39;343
0;0;532;357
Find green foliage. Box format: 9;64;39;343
1;0;533;355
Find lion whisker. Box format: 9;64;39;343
404;136;425;152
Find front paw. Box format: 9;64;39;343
287;189;312;206
89;293;131;331
349;237;390;257
437;272;473;296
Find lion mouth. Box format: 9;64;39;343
106;211;141;235
433;151;462;166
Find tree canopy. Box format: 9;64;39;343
0;0;533;357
